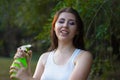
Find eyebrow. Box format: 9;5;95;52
59;18;65;20
59;18;75;21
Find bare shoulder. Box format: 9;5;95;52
75;50;93;63
79;50;92;58
38;52;50;65
81;50;92;58
70;50;93;79
40;52;50;60
33;52;50;79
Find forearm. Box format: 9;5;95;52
22;76;38;80
27;77;35;80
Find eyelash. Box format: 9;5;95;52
58;20;75;25
69;22;75;25
58;20;64;23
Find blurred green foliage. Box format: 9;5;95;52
0;0;120;79
37;0;120;79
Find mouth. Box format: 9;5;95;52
60;30;69;36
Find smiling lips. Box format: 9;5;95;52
60;29;69;36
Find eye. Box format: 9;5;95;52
69;21;75;25
58;19;64;24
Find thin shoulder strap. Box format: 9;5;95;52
45;50;54;65
71;49;81;63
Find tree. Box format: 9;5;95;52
0;0;58;57
37;0;120;79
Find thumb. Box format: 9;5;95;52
25;50;32;75
26;50;32;62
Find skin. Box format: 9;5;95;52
10;12;93;80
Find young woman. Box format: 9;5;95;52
10;7;93;80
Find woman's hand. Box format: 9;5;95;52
9;48;32;80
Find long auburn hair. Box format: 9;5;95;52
48;7;85;51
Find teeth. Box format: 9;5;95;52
61;30;68;34
60;30;69;36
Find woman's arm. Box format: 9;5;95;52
10;48;49;80
33;52;49;80
69;51;93;80
12;52;49;80
10;49;34;80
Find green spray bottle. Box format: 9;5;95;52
10;44;32;80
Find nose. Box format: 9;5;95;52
63;22;68;28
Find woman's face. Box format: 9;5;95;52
54;12;78;42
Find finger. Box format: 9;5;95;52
9;65;20;78
11;60;25;70
10;72;19;80
10;62;20;74
26;51;32;63
9;68;18;75
28;50;32;57
17;47;21;51
21;50;27;57
14;52;22;59
14;60;25;68
10;65;19;70
14;50;23;59
14;50;26;59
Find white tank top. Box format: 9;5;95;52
41;49;81;80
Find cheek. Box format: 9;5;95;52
71;26;77;32
54;23;57;32
54;27;57;33
75;27;78;34
54;23;61;32
71;26;78;36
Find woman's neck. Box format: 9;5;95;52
57;41;75;53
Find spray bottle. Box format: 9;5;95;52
10;44;32;80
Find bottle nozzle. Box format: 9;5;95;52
19;44;32;53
